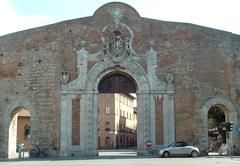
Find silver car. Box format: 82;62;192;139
159;141;199;157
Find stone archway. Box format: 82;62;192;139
60;41;176;156
98;72;137;93
200;97;238;155
83;62;152;156
97;72;138;150
2;100;36;158
59;6;175;156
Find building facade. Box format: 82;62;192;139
0;2;240;158
98;93;137;149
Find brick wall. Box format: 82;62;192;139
155;100;163;145
72;99;80;145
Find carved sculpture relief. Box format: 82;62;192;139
60;70;69;84
165;73;174;85
101;30;131;64
111;8;123;26
77;41;88;78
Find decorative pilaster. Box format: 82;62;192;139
60;94;72;156
163;94;175;145
79;91;98;156
137;92;151;155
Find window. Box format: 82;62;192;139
120;96;123;102
173;142;188;147
105;105;110;114
97;122;100;131
105;122;110;131
127;100;130;106
105;137;111;145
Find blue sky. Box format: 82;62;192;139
0;0;240;36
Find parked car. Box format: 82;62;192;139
159;141;199;157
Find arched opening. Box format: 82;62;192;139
98;73;137;93
208;104;228;155
97;72;137;154
8;107;31;158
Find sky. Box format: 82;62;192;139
0;0;240;36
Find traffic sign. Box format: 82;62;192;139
145;140;152;149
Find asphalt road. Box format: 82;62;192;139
0;157;240;166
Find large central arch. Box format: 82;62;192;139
81;59;153;156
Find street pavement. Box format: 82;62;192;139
0;150;239;166
0;157;240;166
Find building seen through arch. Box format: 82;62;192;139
98;93;137;149
97;73;137;149
0;2;240;158
208;105;227;153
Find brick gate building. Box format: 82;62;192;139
0;2;240;158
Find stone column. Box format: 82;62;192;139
92;92;99;155
79;93;87;152
163;94;175;145
60;94;72;156
137;92;151;155
150;94;156;147
79;92;98;156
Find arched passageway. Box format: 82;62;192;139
8;107;31;158
97;72;137;150
208;105;228;154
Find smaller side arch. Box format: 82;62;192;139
199;97;238;155
201;97;237;118
3;100;36;127
2;100;36;158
